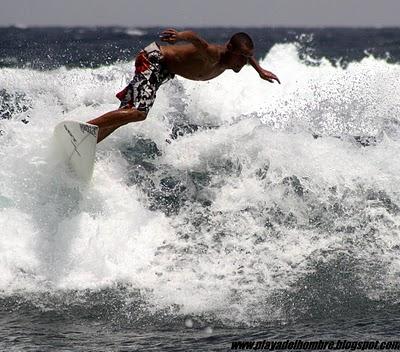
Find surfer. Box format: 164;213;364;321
87;29;280;143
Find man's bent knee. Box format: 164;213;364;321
136;110;148;121
122;108;147;123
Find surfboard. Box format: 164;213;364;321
53;120;99;181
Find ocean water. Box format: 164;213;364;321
1;27;400;351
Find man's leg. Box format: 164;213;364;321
87;107;146;143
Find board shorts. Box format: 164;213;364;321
116;42;175;113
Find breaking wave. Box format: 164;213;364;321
1;43;400;327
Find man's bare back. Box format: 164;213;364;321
159;29;280;83
161;43;225;81
87;29;280;143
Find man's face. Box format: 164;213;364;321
226;44;253;72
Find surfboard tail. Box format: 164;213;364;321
53;121;98;181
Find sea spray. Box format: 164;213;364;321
1;42;400;326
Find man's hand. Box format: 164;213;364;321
160;28;181;44
258;68;280;84
248;57;281;84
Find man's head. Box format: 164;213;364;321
225;32;254;72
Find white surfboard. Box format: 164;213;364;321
53;120;99;181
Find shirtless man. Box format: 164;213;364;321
88;29;280;143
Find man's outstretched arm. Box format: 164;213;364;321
160;28;209;51
248;56;280;84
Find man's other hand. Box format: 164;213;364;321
259;69;281;84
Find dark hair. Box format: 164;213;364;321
229;32;254;50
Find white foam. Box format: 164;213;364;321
125;29;147;37
1;43;400;321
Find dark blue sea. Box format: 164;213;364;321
1;27;400;351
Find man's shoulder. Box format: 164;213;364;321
207;43;224;52
206;44;223;61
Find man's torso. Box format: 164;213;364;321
160;43;226;81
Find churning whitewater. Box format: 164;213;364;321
1;42;400;327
